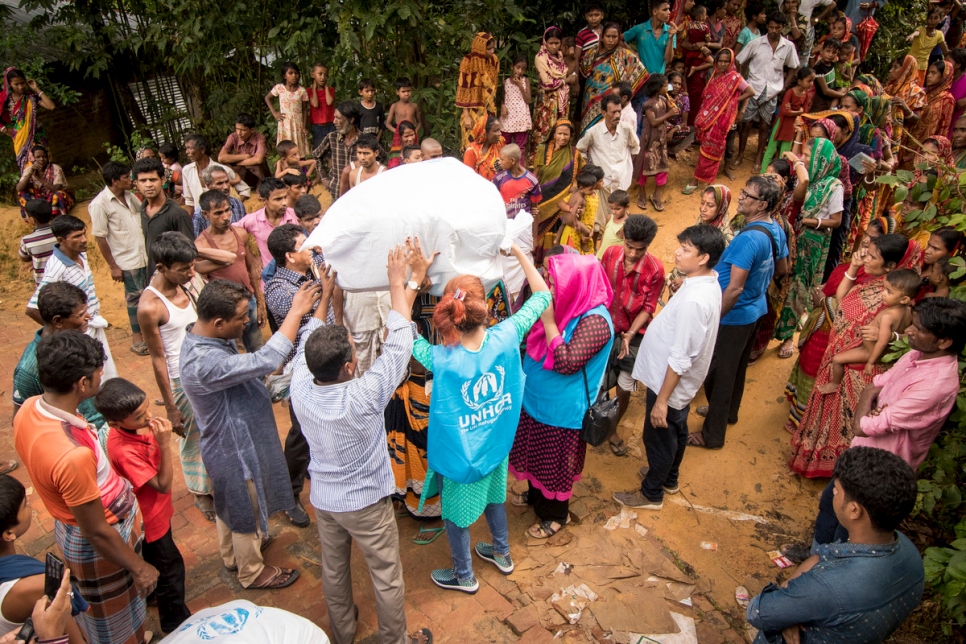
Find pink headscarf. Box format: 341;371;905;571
526;253;613;370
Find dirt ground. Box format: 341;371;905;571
0;155;917;642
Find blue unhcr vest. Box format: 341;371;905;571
428;321;525;484
522;305;614;429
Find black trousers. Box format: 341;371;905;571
527;481;569;523
285;402;310;499
641;388;691;503
700;318;761;448
142;527;191;633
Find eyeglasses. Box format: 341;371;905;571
739;189;763;201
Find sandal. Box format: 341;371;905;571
637;197;648;210
682;184;699;195
246;566;299;589
511;491;530;506
129;342;150;356
649;195;665;212
527;515;572;540
778;342;795;359
408;627;434;644
413;525;445;545
686;432;706;447
0;461;17;476
609;438;628;457
194;501;216;523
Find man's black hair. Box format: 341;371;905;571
196;279;252;323
37;282;87;324
267;224;305;266
153;231;198;268
132;156;165;180
24;199;52;225
235;112;257;129
623;215;658;247
295;195;322;219
199;189;229;213
257;176;288;200
746;175;782;210
833;447;917;533
37;330;105;394
601;93;622;112
0;475;26;535
51;215;85;240
305;324;354;382
336;101;361;128
184;133;209;155
912;296;966;355
101;161;131;186
94;378;147;423
766;9;787;26
677;225;726;268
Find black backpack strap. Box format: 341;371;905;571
740;224;779;263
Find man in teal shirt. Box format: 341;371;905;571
623;1;677;76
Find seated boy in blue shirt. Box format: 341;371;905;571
747;447;924;643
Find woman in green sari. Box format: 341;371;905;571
775;137;844;357
532;119;585;266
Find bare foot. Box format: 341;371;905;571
724;165;737;180
816;383;839;395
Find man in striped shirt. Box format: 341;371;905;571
18;199;55;284
291;242;434;644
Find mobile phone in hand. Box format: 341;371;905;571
44;552;64;600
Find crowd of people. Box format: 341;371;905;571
2;0;966;643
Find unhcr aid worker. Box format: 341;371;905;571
413;243;550;594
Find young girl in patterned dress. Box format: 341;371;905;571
264;62;310;157
501;54;533;152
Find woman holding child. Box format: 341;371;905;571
457;33;500;151
787;232;922;478
579;22;648;137
533;120;585;265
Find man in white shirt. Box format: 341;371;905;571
576;93;640;232
734;11;800;172
89;160;149;355
614;224;726;510
181;134;250;211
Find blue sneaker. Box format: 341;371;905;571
431;568;479;594
474;542;514;574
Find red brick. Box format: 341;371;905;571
506;604;541;635
518;626;556;643
476;584;515;620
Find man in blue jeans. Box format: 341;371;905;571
747;447;923;643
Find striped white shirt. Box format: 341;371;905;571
27;246;100;316
290;311;414;513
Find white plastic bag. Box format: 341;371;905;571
302;158;509;295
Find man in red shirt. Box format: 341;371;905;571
14;331;158;644
600;214;664;456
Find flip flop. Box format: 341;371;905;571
129;342;150;356
686;432;706;447
408;628;434;644
637;197;648;210
0;461;18;475
193;501;216;523
609;438;628;457
649;195;665;212
682;184;699;195
413;526;445;545
511;491;529;507
778;344;795;359
246;566;299;589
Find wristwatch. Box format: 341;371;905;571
406;280;420;291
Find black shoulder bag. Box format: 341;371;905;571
580;366;619;446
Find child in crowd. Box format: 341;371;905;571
735;2;766;55
836;40;857;88
347;134;386;190
265;62;310;157
667;71;692;157
357;78;386;137
637;75;677;212
501;54;533;151
585;164;605;240
907;7;950;84
385;77;423;136
19;199;55;285
810;13;858;64
402;145;422;163
388;120;420;168
809;39;846;112
923;256;962;298
615;82;638;132
576;3;605;67
685;5;715;78
308;63;336;150
282;172;309;209
96;378;192;635
670;58;686;77
562;37;580;95
159;142;183;200
596;189;630;259
556;170;597;252
493;143;542;219
818;269;921;394
274;139;317;180
762;66;814;171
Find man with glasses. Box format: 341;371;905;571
689;176;788;449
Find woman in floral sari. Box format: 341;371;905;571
463;115;504;180
683;49;755;194
16;145;73;219
908;60;956;159
579;22;648;137
533;27;575;162
457;33;499;151
532;120;585;266
885;55;928;169
0;68;55;171
787;233;922;478
775;137;844;358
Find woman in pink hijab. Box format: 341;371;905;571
509;249;615;540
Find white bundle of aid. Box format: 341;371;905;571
303;158;527;296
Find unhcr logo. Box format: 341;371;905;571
459;366;512;430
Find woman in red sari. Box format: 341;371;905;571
908;59;956;158
885;55;928;170
787;233;922;478
683;49;755;194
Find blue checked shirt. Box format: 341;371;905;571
192;196;247;238
263;255;334;363
290;313;415;513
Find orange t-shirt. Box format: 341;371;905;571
14;396;135;526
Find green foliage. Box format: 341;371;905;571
887;161;966;635
862;0;931;76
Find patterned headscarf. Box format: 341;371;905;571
914;135;954;168
540;119;574;165
884;55;927;112
925;60;955;101
812;117;838;141
702;184;732;229
802;138;843;221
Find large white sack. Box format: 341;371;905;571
302;157;509;295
